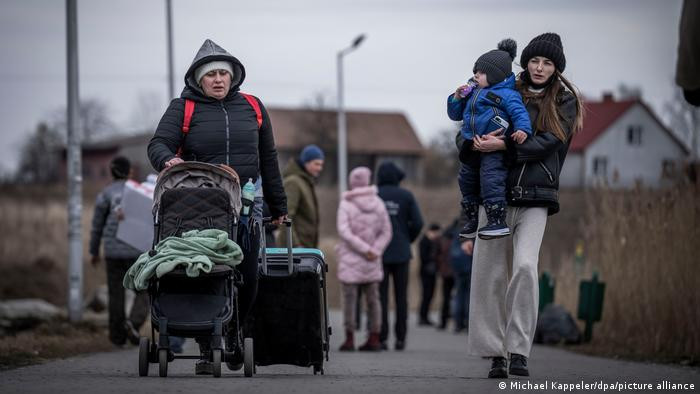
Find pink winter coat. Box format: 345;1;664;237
335;183;393;284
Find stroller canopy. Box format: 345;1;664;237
153;162;242;217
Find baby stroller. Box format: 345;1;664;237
137;162;255;378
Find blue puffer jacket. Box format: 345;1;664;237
447;73;532;140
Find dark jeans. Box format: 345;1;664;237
440;276;455;327
454;272;472;330
380;262;409;343
458;153;507;205
419;272;437;322
106;258;149;345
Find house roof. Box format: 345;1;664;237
267;108;424;155
571;96;689;154
77;107;424;156
570;98;636;152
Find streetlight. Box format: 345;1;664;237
337;34;366;196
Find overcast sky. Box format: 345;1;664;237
0;0;685;175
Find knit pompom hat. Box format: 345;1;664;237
473;38;517;86
194;60;234;85
519;32;566;72
349;166;371;189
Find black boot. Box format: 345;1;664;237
509;353;529;376
478;202;509;239
195;350;213;375
225;332;243;371
459;201;479;239
488;356;508;378
195;339;213;375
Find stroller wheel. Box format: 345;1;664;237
138;337;150;377
212;349;222;378
158;349;168;377
244;337;254;377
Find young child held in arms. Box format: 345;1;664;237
447;38;532;240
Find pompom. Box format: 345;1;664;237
497;38;517;60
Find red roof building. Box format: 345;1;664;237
560;93;689;188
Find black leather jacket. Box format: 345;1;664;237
503;90;578;215
457;89;578;216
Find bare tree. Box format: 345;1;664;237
15;122;62;183
664;87;700;161
129;90;166;132
293;92;337;154
616;83;643;100
49;98;116;142
423;128;461;186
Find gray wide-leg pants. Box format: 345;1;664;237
467;206;548;358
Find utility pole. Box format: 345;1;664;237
165;0;175;100
66;0;83;322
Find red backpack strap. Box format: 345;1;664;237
240;92;263;129
176;99;196;157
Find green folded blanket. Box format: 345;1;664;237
123;228;244;291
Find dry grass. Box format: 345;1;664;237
2;182;698;364
0;318;114;370
575;183;700;363
0;183;106;305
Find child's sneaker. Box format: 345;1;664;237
459;202;479;239
478;202;510;239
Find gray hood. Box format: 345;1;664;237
183;39;246;98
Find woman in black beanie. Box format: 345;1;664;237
463;32;584;378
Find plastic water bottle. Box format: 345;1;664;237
241;178;256;217
459;78;479;97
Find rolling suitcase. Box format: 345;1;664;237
248;219;331;375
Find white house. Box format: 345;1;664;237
560;93;689;189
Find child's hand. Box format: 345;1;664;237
454;85;470;99
511;130;528;144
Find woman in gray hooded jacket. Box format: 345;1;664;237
148;39;287;374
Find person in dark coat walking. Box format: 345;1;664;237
435;219;458;330
418;223;441;326
451;237;473;333
376;161;424;350
89;156;149;347
148;39;287;374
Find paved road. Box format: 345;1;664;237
1;311;698;393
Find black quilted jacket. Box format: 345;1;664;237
148;40;287;218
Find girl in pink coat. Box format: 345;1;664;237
336;166;393;352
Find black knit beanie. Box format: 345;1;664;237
110;156;131;179
473;38;517;86
519;32;566;72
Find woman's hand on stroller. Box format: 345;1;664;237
164;157;184;168
271;215;288;226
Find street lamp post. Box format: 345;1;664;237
337;34;365;196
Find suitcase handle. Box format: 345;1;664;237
260;217;294;276
283;218;293;275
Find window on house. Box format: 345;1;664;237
627;125;643;146
662;159;676;177
593;157;607;176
